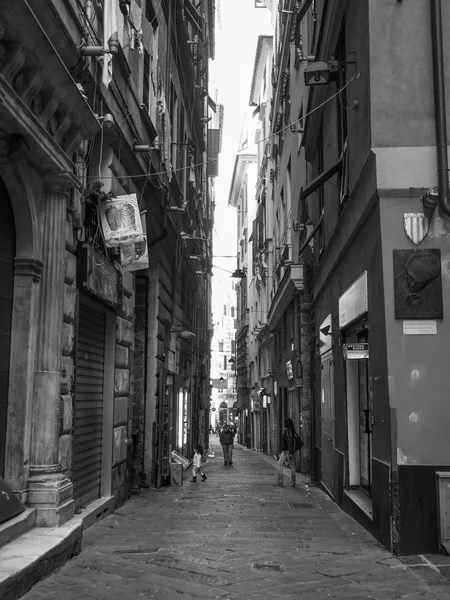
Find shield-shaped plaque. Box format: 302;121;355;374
403;213;429;245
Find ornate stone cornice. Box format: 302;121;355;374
43;169;79;193
0;6;100;173
14;257;44;281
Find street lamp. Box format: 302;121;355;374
170;327;196;340
231;268;246;279
180;231;209;242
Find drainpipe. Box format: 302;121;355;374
430;0;450;216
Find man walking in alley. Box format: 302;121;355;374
219;423;235;465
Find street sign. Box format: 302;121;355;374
343;343;369;360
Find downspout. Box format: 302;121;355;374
430;0;450;216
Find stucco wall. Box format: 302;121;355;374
380;196;450;465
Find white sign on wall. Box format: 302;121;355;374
403;320;437;335
339;271;368;330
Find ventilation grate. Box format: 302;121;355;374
253;563;283;572
288;502;314;509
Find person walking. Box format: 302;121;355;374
276;418;303;487
190;444;207;482
219;424;235;466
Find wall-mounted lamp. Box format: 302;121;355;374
133;143;160;153
228;357;235;364
171;327;196;340
422;186;439;221
304;60;342;85
167;201;187;212
289;122;304;134
80;36;119;57
180;231;208;242
95;113;115;129
80;46;108;57
231;268;246;279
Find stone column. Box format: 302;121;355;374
27;170;76;526
4;258;43;500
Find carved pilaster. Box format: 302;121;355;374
28;171;75;526
4;258;43;497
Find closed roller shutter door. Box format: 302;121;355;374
73;302;105;509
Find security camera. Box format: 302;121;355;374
304;61;334;86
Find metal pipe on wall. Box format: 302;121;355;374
430;0;450;216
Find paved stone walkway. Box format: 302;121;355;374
20;439;450;600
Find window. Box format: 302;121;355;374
231;306;235;318
219;341;224;353
223;304;227;316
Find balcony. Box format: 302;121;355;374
267;263;304;329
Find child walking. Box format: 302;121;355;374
190;444;207;483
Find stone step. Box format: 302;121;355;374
0;516;82;600
0;509;36;550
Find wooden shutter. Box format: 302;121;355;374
73;302;105;509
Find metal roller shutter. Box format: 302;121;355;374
73;302;105;509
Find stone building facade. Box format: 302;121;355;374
241;0;450;555
0;1;216;590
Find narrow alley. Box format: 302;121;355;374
16;440;450;600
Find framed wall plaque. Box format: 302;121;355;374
393;249;443;319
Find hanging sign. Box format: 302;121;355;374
343;343;369;360
99;193;144;247
78;243;122;310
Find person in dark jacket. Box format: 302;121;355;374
219;424;235;465
276;418;301;487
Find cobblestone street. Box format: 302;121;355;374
20;439;450;600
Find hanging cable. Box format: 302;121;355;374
85;72;361;181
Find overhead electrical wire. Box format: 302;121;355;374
86;71;361;182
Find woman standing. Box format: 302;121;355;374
276;418;301;487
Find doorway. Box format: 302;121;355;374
346;327;372;495
320;350;335;496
